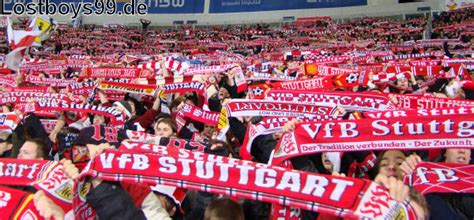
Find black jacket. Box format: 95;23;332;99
426;193;474;220
87;181;147;220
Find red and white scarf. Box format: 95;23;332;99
381;52;440;62
78;146;415;220
23;100;126;124
226;99;337;118
137;61;161;70
273;108;474;165
0;112;22;132
246;72;297;82
67;81;96;95
266;90;393;112
155;74;203;85
0;91;67;105
409;60;441;66
391;94;474;109
304;55;349;63
178;103;220;126
232;66;248;93
183;64;234;76
0;75;16;87
371;71;413;83
0;186;42;220
3;86;51;93
25;75;75;87
240;116;341;161
443;59;474;70
33;67;62;75
274;71;369;90
0;159;73;213
316;65;354;76
404;162;474;195
123;133;210;152
160;81;206;95
164;57;191;74
80;67;143;79
98;81;157;96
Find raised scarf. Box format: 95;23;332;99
23;100;126;124
391;94;474;109
226;99;337;118
381;52;440;62
0;159;73;213
239;116;341;161
404;162;474;195
3;86;50;93
78;146;415;220
265;90;394;112
160;81;207;95
246;72;298;82
80;67;143;79
0;112;22;131
67;81;96;96
0;186;42;220
0;91;68;105
0;75;16;87
273;71;369;90
183;64;234;76
272;108;474;165
316;65;354;76
178;103;220;126
25;75;75;87
98;81;157;96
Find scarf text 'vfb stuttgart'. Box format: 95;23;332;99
160;81;207;96
392;94;474;109
226;99;337;118
0;91;68;105
239;116;341;161
179;103;220;126
266;90;393;112
24;100;126;124
0;159;73;214
404;162;474;195
272;108;474;165
78;146;416;220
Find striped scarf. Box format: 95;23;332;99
76;143;416;220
